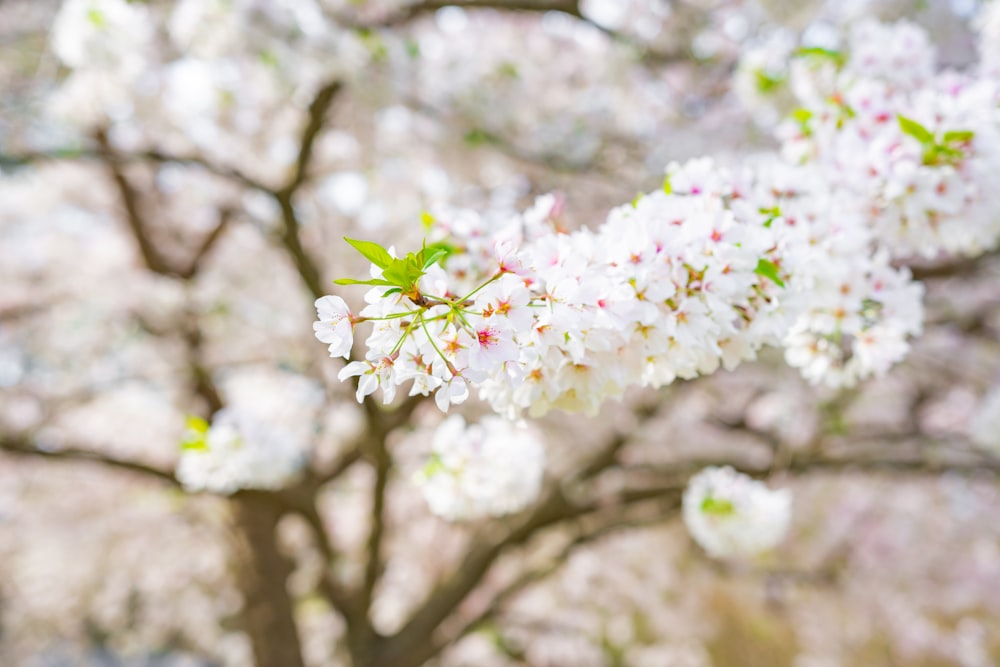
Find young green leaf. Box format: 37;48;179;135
793;46;845;66
700;496;735;516
422;248;449;270
181;415;210;451
898;115;934;145
754;258;786;288
332;277;396;287
943;129;975;144
382;287;403;297
382;257;424;288
344;237;393;269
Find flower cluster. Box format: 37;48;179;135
317;157;815;415
743;161;925;388
413;415;545;521
317;146;928;404
682;466;791;559
175;410;306;494
777;20;1000;259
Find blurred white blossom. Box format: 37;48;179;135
683;466;791;559
176;410;306;494
414;415;545;521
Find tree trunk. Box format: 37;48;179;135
231;491;306;667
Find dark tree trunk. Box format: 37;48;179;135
231;491;306;667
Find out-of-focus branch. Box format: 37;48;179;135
95;131;175;276
450;501;684;648
346;0;583;29
370;397;665;667
0;147;271;193
179;207;234;279
361;434;390;615
907;249;999;281
273;80;343;300
283;81;343;195
0;433;180;486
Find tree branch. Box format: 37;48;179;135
95;131;175;276
273;80;343;300
178;207;234;279
0;147;271;194
0;433;179;486
370;396;665;667
348;0;583;29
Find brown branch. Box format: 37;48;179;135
273;80;343;300
906;249;999;281
283;81;343;195
0;147;271;194
349;0;583;29
95;131;175;276
361;436;390;614
0;433;179;486
450;499;684;647
296;499;357;619
369;395;664;667
178;207;234;279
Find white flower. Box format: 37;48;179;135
414;415;545;521
682;466;791;559
339;357;397;404
52;0;151;75
176;410;305;494
313;295;354;359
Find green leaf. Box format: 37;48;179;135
754;258;786;288
700;496;735;516
382;256;425;288
464;128;496;146
422;248;449;270
420;211;436;229
333;277;396;286
87;8;107;27
759;205;781;228
382;287;402;297
632;192;644;207
754;69;786;94
791;108;812;124
943;129;975;144
420;453;449;479
497;61;519;79
185;415;209;435
344;237;393;269
793;46;845;66
898;115;934;146
180;415;210;451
